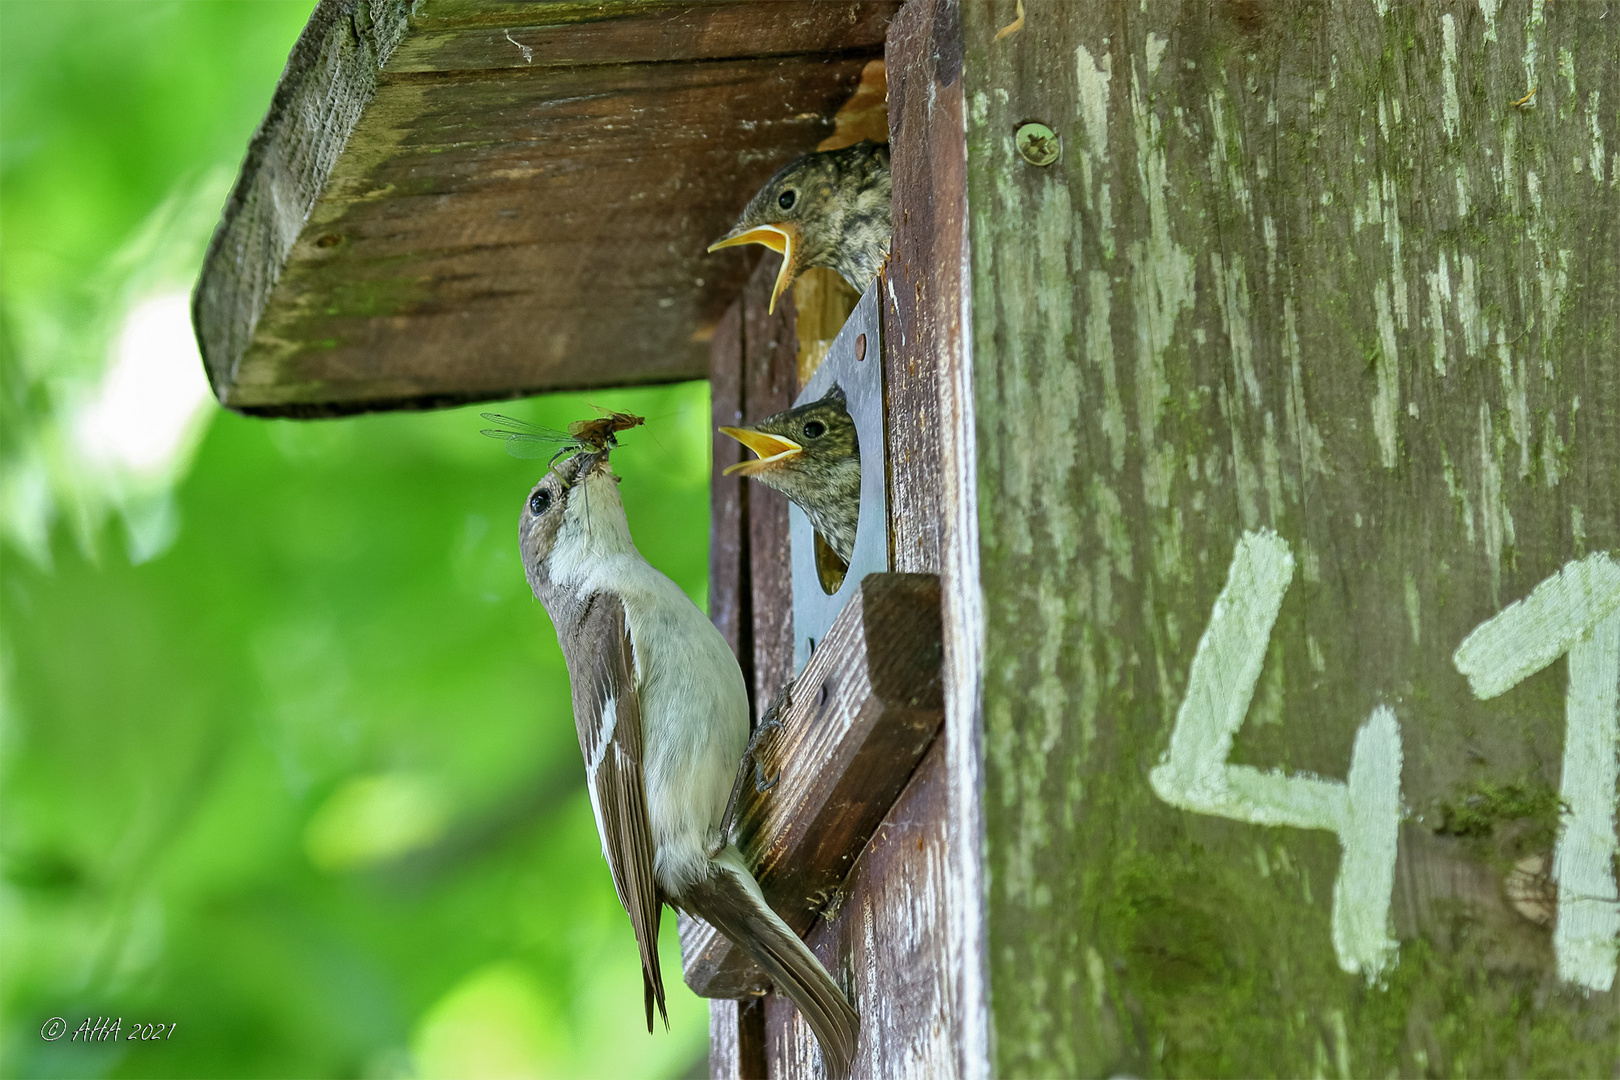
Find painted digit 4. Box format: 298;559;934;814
1454;553;1620;993
1150;530;1404;979
1152;533;1620;990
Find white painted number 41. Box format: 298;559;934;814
1151;530;1620;991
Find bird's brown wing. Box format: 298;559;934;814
566;593;666;1031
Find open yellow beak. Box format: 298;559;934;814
707;223;802;314
719;426;802;476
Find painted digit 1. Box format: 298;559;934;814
1150;529;1404;979
1453;553;1620;994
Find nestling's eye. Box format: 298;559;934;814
778;189;797;211
803;420;826;439
529;488;552;515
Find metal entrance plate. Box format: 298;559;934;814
791;280;888;670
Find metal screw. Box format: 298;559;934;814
1015;122;1060;167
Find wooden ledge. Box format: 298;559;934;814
680;572;943;998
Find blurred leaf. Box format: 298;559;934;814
412;963;564;1080
305;774;451;872
0;4;717;1077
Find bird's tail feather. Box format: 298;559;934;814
682;848;858;1077
642;906;668;1034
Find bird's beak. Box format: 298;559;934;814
719;426;803;476
554;447;608;488
707;223;802;314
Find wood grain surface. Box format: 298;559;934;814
766;738;954;1079
682;573;944;999
709;299;750;666
739;254;802;720
194;0;899;416
883;2;960;579
962;1;1620;1074
701;284;764;1080
390;2;898;74
730;8;984;1074
709;995;768;1080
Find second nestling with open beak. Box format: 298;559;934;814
707;140;892;313
720;386;861;566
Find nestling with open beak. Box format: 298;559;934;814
519;449;859;1075
720;386;861;566
708;140;892;313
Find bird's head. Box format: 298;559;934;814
719;386;858;493
708;143;883;313
520;449;630;596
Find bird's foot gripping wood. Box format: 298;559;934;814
752;682;793;793
718;682;792;850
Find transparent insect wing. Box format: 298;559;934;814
479;413;581;460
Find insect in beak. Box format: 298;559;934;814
719;427;803;476
707;223;802;313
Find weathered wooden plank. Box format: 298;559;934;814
762;9;977;1077
709;996;768;1080
710;298;750;663
704;293;767;1080
212;55;864;415
681;573;945;998
762;996;803;1078
390;1;897;74
195;1;899;416
766;738;954;1079
886;5;991;1079
962;1;1620;1074
732;573;943;922
742;255;801;713
883;4;959;578
192;0;411;408
681;253;799;1006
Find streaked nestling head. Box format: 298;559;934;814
719;386;861;565
708;140;892;312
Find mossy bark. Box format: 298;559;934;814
961;1;1619;1074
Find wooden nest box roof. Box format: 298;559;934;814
194;0;897;417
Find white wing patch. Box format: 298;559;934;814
584;694;619;879
588;693;617;773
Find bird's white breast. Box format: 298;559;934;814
618;563;750;893
551;470;750;895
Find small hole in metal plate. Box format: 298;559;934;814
854;333;867;361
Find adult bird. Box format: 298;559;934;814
519;449;859;1074
720;386;861;566
708;140;891;313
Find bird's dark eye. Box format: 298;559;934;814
778;189;797;211
529;488;552;515
803;420;826;439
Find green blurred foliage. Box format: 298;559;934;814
2;0;298;562
1;3;713;1077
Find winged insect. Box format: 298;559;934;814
480;409;647;462
566;410;645;450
